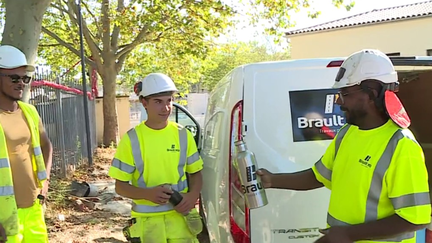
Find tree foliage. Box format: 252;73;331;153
201;41;290;91
1;0;52;102
118;43;211;96
37;0;354;144
39;0;236;145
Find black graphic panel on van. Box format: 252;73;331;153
289;89;346;142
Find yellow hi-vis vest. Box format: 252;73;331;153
314;124;430;243
112;124;190;214
0;101;47;236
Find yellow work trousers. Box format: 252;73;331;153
126;209;201;243
6;200;48;243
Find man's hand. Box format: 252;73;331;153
0;223;7;243
256;168;273;188
40;180;50;204
146;186;173;205
315;227;353;243
174;192;199;215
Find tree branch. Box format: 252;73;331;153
111;0;125;51
101;0;111;54
65;0;103;70
50;2;68;13
82;1;102;39
114;10;175;59
41;26;95;66
49;1;78;43
114;25;149;60
150;28;173;42
39;44;63;47
115;49;131;74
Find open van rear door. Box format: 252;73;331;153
389;56;432;214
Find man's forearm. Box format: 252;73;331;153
346;214;427;241
115;180;149;200
41;141;53;179
187;171;203;196
272;168;323;191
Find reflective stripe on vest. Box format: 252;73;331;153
317;126;430;242
114;126;190;213
19;101;47;185
0;158;13;196
34;146;47;181
314;125;351;181
0;158;14;197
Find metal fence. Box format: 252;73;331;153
29;72;97;178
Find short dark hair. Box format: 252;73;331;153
360;79;384;93
360;79;389;116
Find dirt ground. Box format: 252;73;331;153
45;148;210;243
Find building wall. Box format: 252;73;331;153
288;17;432;59
95;96;130;145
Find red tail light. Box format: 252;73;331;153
326;60;344;67
229;100;250;243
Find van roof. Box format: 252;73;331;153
241;56;432;71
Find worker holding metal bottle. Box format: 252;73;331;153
257;49;431;243
108;73;204;243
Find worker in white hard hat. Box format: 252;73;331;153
108;73;204;243
257;49;430;243
0;45;52;243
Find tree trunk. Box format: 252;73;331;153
1;0;52;103
100;64;119;146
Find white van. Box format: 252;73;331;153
171;56;432;243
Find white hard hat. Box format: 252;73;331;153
139;73;178;97
0;45;35;72
333;49;397;89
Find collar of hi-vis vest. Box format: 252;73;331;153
384;91;411;129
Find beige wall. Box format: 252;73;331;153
289;17;432;59
95;96;130;145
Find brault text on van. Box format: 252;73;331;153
298;115;345;129
242;182;263;194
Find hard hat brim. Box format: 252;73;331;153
0;64;35;72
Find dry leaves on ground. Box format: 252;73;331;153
45;147;127;243
45;147;210;243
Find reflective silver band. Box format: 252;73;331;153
112;158;136;174
0;158;9;168
0;186;14;196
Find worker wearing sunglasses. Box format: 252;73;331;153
0;45;52;243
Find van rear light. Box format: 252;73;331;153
326;60;344;67
229;100;251;243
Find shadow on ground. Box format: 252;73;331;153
94;237;126;243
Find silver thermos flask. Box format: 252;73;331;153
234;140;268;209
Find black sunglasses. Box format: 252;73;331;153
0;73;32;84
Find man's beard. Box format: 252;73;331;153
0;89;21;102
341;106;367;127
